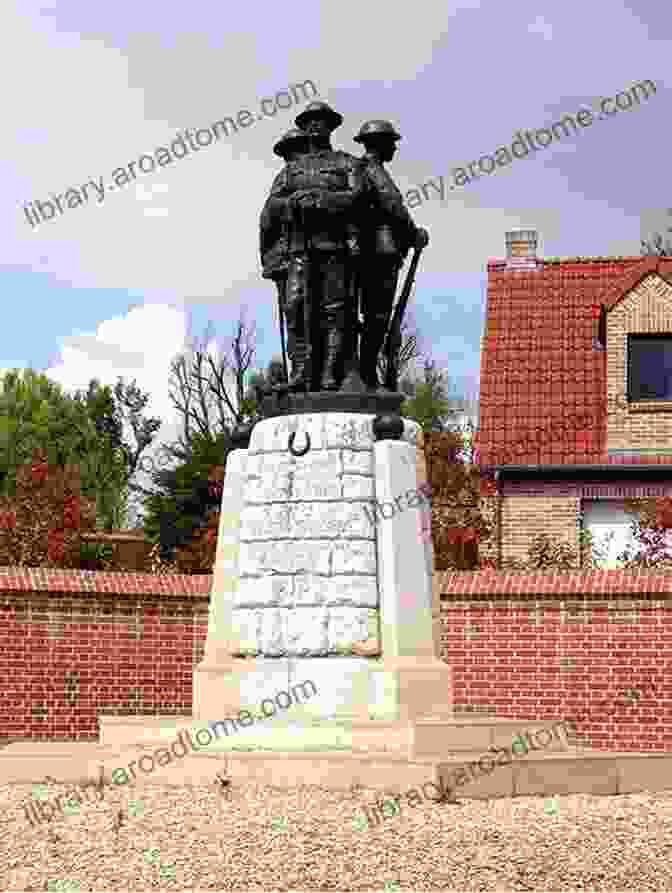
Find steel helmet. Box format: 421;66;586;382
295;101;343;132
353;120;402;144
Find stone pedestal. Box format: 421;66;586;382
193;410;452;749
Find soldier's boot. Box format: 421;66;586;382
288;340;309;392
321;327;345;390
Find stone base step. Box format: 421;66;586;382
1;743;672;800
97;713;576;757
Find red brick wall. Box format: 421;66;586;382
436;569;672;752
0;570;210;742
4;568;672;753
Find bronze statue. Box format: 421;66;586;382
260;107;428;398
260;101;368;391
353;120;429;390
260;128;310;385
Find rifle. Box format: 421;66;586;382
382;244;424;391
299;202;313;392
277;216;289;384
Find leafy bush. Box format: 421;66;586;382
0;448;97;568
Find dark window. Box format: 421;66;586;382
628;335;672;401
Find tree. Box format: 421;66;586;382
104;377;162;527
617;497;672;569
401;360;454;433
168;312;257;450
0;448;97;568
477;530;609;572
144;314;258;555
241;356;289;424
0;370;120;528
50;376;160;530
70;378;131;529
141;430;231;564
422;429;495;570
0;370;161;531
641;209;672;256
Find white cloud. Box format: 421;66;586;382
47;304;187;420
44;302;241;525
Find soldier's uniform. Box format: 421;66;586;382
260;128;310;387
354;120;425;390
262;102;367;390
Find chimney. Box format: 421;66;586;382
505;229;538;269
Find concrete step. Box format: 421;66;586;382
0;742;140;785
436;747;672;800
410;716;574;757
97;714;575;758
2;739;671;801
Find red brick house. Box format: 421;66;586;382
474;229;672;568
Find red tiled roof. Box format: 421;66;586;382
475;255;672;467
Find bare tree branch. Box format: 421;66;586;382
376;305;423;386
167;310;258;447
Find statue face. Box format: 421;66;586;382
375;139;397;162
303;119;331;143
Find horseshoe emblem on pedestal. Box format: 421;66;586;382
288;430;311;457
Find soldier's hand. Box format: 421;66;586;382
291;190;320;208
415;228;429;249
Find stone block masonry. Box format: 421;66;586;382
230;413;400;659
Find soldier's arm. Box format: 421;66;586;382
367;165;418;242
319;157;369;214
265;168;293;216
260;170;291;262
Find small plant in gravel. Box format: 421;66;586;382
351;815;369;832
46;880;80;892
544;797;560;816
143;847;162;865
270;815;289;831
127;799;145;817
159;863;177;880
141;846;177;881
32;782;50;801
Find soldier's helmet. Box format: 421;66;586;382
273;128;309;159
295;101;343;132
353;120;402;144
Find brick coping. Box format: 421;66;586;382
436;568;672;594
0;568;212;595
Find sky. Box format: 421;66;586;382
3;0;671;482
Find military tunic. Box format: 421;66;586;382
260;148;368;389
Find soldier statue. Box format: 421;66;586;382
260;101;368;391
353;120;429;390
260;128;310;385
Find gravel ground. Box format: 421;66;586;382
1;779;672;891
